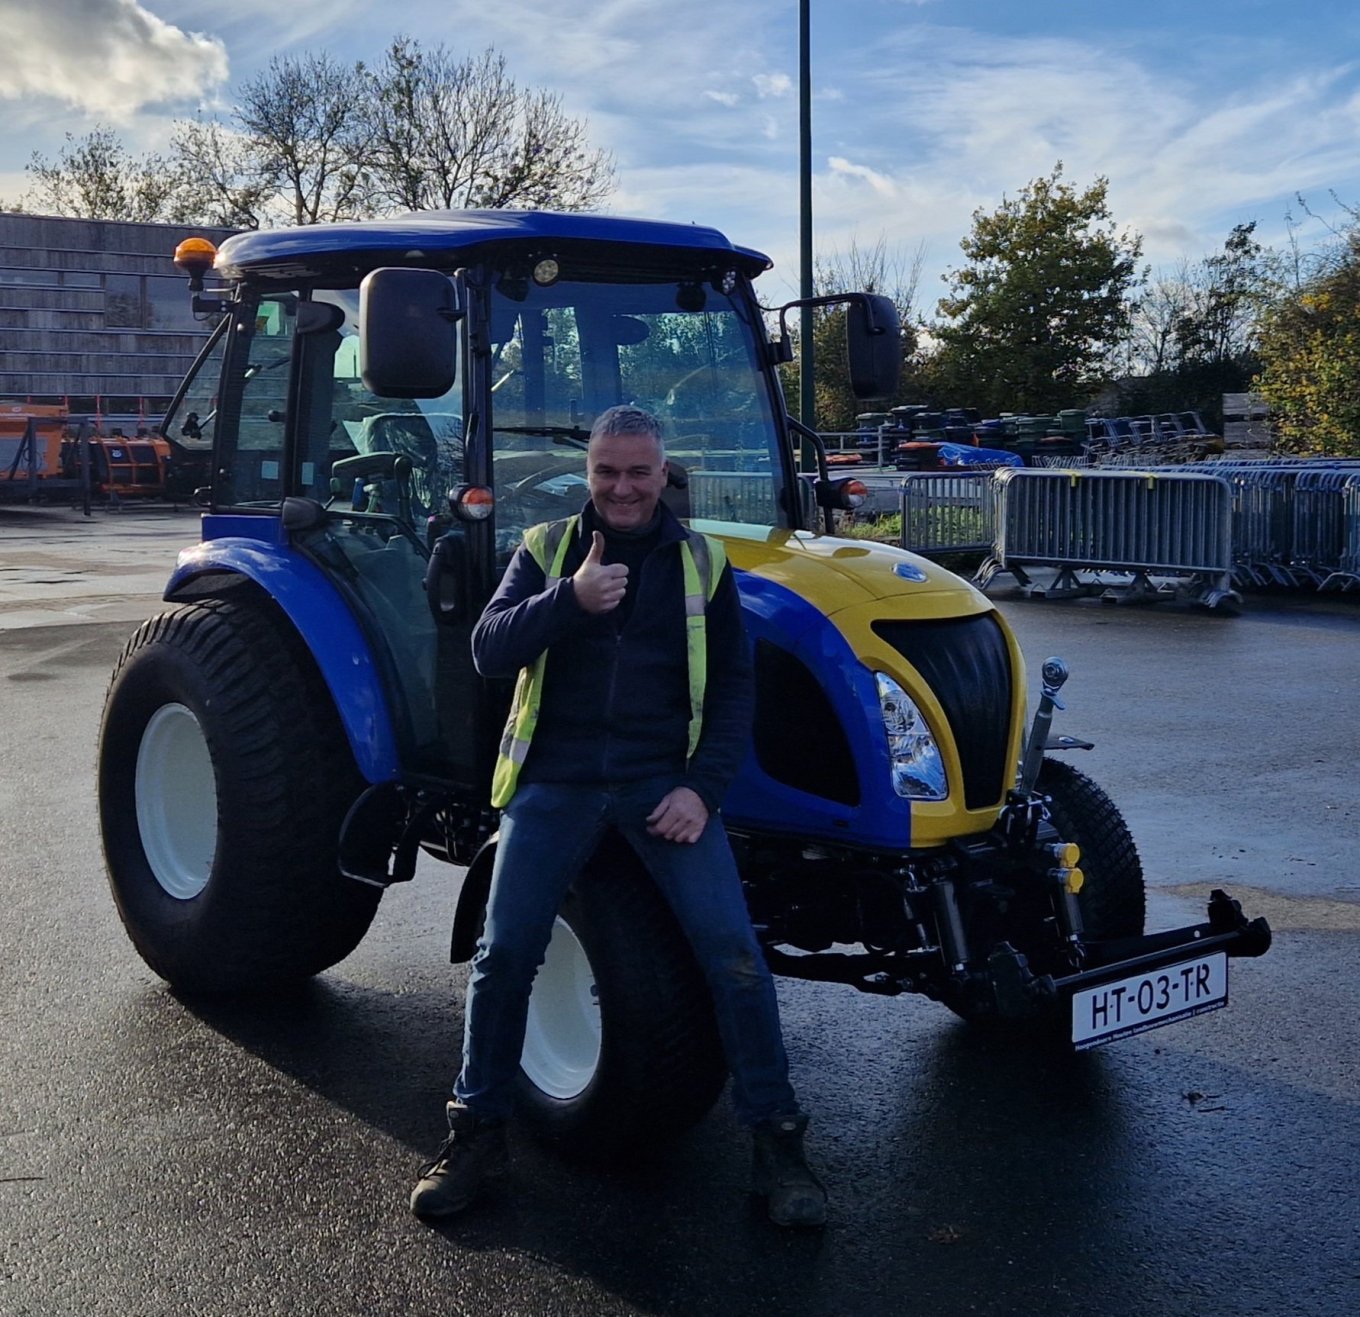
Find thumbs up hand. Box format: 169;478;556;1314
572;531;629;614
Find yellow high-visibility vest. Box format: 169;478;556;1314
490;515;727;808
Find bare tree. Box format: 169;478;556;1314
815;235;925;326
169;117;277;230
14;41;614;230
779;235;924;429
363;40;614;213
16;127;193;223
1122;260;1197;377
234;52;371;225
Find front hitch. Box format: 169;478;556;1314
981;888;1273;1028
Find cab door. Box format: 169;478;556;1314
283;286;496;788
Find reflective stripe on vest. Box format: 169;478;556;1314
489;514;727;809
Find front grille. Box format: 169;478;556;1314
752;640;860;805
871;614;1013;810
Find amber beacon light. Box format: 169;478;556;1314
173;237;219;292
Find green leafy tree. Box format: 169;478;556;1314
1255;233;1360;455
930;165;1143;416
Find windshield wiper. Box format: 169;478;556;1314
493;424;591;449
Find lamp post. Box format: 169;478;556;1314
798;0;816;448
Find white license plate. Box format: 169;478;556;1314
1071;951;1228;1050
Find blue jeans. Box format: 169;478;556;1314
455;777;798;1127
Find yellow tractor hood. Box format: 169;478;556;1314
698;522;992;620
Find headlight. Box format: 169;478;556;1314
875;673;948;800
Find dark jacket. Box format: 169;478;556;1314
472;500;753;811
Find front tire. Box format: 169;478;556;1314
1038;756;1145;938
514;844;728;1156
98;598;381;992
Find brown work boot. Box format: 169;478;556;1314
752;1113;827;1228
409;1101;508;1219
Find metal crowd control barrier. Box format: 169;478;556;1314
1292;468;1357;584
1321;475;1360;591
974;468;1238;609
687;470;819;526
898;472;997;556
1183;460;1360;589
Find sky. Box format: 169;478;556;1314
3;0;1360;310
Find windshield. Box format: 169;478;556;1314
487;276;786;561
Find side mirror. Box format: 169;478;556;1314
846;294;901;400
360;268;462;398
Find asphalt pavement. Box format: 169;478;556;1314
1;505;1357;1317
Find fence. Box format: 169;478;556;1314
892;458;1360;603
973;468;1238;608
1181;460;1360;588
1322;475;1360;591
820;430;899;467
899;472;997;556
687;470;782;524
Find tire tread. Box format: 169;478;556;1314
99;597;381;992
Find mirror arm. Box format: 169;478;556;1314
776;291;883;340
786;415;835;534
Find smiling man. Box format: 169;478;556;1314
411;404;825;1228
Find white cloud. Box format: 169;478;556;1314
819;25;1360;281
753;72;792;99
828;157;897;197
0;0;228;119
1;0;1355;307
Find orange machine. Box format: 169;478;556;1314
1;403;179;502
0;402;71;485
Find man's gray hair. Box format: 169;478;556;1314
589;405;666;457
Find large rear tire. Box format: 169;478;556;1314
98;598;381;993
514;843;728;1156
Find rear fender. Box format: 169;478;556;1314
450;834;498;964
165;536;401;783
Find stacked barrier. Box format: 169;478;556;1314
898;472;997;556
974;468;1238;608
1322;475;1360;591
1291;469;1355;584
1186;460;1360;588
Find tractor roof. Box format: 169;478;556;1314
215;210;773;282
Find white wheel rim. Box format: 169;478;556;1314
521;916;602;1100
134;703;218;901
